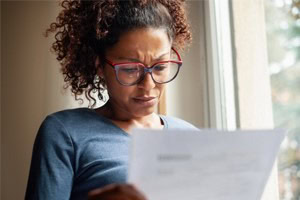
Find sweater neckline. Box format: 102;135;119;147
82;108;167;135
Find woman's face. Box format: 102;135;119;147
99;28;172;119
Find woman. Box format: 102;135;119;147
25;0;196;199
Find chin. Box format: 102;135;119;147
132;107;156;118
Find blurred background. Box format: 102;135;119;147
264;0;300;199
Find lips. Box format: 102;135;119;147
134;96;156;101
133;96;157;106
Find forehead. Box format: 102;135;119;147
106;28;172;59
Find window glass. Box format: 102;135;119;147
264;0;300;199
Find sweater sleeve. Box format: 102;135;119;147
25;115;75;200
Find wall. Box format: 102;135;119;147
167;0;207;128
1;2;79;199
231;0;278;199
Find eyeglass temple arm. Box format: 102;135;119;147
171;47;182;62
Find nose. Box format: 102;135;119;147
137;71;156;90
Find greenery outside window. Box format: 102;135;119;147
264;0;300;199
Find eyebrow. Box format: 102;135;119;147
117;52;170;63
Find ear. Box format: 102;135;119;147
95;57;104;78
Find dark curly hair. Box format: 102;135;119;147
45;0;192;107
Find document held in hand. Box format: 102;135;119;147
128;129;286;200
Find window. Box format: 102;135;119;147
168;1;281;198
264;0;300;199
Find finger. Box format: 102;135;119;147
88;184;131;200
88;184;147;200
123;184;147;200
88;184;119;197
88;193;130;200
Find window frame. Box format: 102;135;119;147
204;0;279;199
204;0;238;130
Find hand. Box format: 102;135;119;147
88;183;148;200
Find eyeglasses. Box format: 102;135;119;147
104;47;182;86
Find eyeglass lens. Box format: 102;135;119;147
116;62;180;85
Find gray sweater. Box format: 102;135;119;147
25;108;197;200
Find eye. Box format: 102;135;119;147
119;66;139;74
154;64;169;71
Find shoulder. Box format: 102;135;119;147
160;115;199;130
39;108;115;140
46;107;98;123
43;107;110;129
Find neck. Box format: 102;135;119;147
95;101;163;131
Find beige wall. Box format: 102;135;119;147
1;1;206;199
1;2;79;199
167;0;207;128
231;0;277;199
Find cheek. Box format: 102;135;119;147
158;85;166;96
103;70;121;93
106;82;135;100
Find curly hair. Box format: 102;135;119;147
45;0;192;107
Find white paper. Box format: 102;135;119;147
128;129;286;200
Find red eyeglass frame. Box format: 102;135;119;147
104;47;183;86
